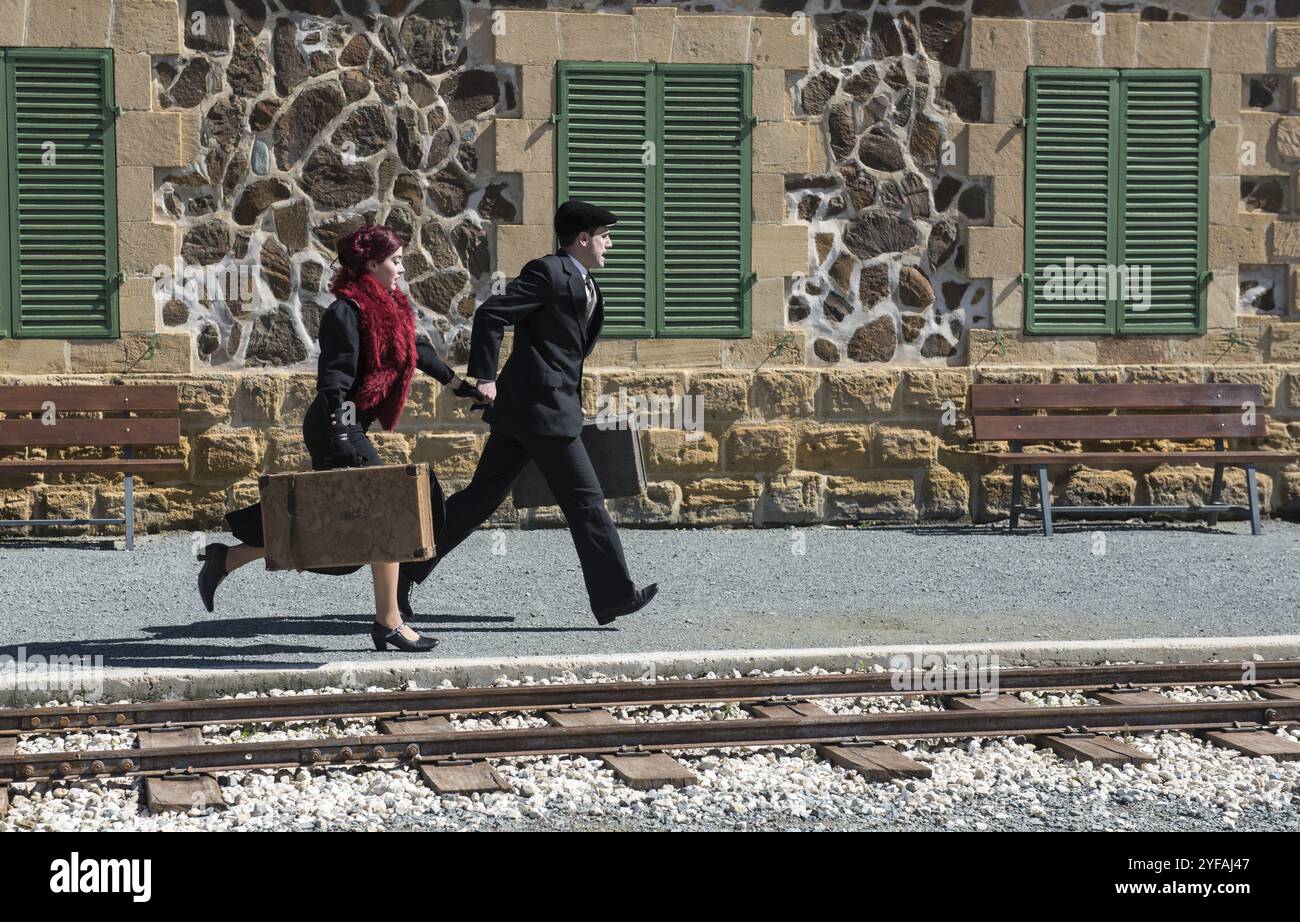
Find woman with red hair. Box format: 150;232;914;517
197;224;485;652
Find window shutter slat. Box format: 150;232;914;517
558;65;654;337
8;49;118;339
1025;70;1116;334
659;67;750;337
1118;70;1208;334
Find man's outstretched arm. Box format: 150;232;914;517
467;257;551;383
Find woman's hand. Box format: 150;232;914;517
328;427;366;468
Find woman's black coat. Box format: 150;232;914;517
223;296;454;567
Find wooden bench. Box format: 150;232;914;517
970;383;1297;536
0;385;187;549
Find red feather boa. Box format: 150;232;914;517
334;274;416;432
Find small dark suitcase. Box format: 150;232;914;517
260;463;436;571
511;414;647;508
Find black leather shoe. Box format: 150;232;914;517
196;542;230;613
594;583;658;626
371;621;439;652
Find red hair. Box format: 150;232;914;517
330;224;404;295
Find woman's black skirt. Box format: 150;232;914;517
223;394;445;576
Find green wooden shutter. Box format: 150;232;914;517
1025;67;1209;336
658;65;751;337
1024;69;1117;334
557;63;654;337
0;51;10;339
556;62;751;339
3;48;119;339
1117;70;1208;334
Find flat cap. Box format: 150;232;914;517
554;199;618;238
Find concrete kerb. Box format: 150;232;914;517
3;635;1300;706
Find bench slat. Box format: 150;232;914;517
0;459;187;474
970;383;1262;410
0;418;181;448
977;451;1295;466
0;385;179;413
973;413;1265;442
1013;505;1239;518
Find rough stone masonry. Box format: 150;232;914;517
0;0;1297;533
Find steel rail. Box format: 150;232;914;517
4;660;1297;736
3;698;1297;783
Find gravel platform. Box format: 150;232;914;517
1;521;1298;668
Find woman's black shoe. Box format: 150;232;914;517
196;542;230;613
371;621;439;652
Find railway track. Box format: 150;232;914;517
3;661;1300;814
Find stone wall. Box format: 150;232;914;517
5;361;1298;536
133;0;1298;375
2;0;1299;535
155;0;500;368
3;1;1289;377
145;1;812;369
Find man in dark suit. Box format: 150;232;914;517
398;200;658;626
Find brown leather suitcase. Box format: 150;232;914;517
510;414;647;509
259;463;436;571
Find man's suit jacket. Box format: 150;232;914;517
466;249;603;438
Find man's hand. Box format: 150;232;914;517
477;381;496;404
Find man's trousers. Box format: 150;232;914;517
404;426;637;614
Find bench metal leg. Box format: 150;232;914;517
1245;464;1262;536
1009;464;1023;530
1206;463;1225;528
124;471;135;551
1037;465;1053;537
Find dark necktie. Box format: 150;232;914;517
583;274;596;331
